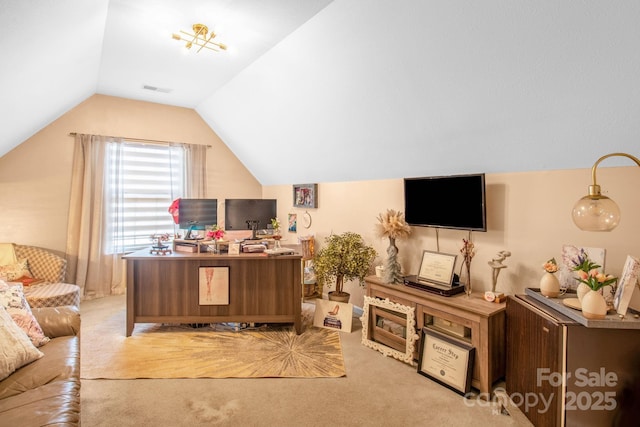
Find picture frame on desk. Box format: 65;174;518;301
198;267;230;305
417;250;457;287
228;243;240;255
418;328;475;396
614;255;640;316
559;245;606;291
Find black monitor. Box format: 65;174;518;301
178;199;218;237
224;199;277;239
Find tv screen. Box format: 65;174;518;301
404;173;487;231
178;199;218;230
224;199;277;231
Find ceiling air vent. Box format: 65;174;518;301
142;85;173;93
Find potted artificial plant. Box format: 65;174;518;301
313;231;377;303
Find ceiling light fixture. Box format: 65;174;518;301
571;152;640;231
172;23;227;53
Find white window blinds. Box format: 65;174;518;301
106;141;185;253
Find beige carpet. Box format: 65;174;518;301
81;296;529;426
81;307;346;379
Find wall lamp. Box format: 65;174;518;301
572;152;640;231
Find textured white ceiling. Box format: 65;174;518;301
97;0;333;107
0;0;107;154
199;0;640;185
2;0;640;186
0;0;333;156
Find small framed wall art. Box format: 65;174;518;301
198;266;230;305
288;213;297;232
293;184;318;208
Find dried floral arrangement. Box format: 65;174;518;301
375;209;411;284
460;238;475;295
374;209;411;241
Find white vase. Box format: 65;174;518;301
581;290;607;320
539;272;561;297
576;282;590;303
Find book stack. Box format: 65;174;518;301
174;242;198;253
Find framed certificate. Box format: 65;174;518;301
417;250;457;286
417;328;475;395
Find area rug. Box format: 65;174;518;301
81;307;346;379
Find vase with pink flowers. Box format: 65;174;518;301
572;257;617;320
540;258;561;297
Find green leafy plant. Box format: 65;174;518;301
313;232;377;296
572;257;617;291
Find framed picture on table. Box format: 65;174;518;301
614;255;640;316
417;250;457;286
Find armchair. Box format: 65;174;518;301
2;244;80;308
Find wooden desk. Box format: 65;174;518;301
365;275;506;396
123;249;302;336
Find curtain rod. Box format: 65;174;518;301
68;132;211;148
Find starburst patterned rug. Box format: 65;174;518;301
81;307;346;379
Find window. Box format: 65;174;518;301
106;142;185;253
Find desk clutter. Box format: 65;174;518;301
172;238;296;255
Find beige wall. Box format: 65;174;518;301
1;96;639;310
264;166;640;308
0;94;261;252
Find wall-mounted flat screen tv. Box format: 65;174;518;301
224;199;277;232
404;173;487;232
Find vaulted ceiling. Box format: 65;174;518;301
2;1;640;185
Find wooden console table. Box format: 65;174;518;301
123;249;302;336
365;276;506;396
506;295;640;426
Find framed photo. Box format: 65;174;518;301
293;184;318;208
614;255;640;316
360;296;419;366
418;328;475;396
198;266;229;305
313;299;353;332
559;245;606;291
288;213;297;233
417;250;457;286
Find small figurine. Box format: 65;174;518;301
488;250;511;292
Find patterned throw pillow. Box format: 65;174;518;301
0;306;44;381
0;258;33;281
0;281;49;347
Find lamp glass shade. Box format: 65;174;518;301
571;195;620;231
